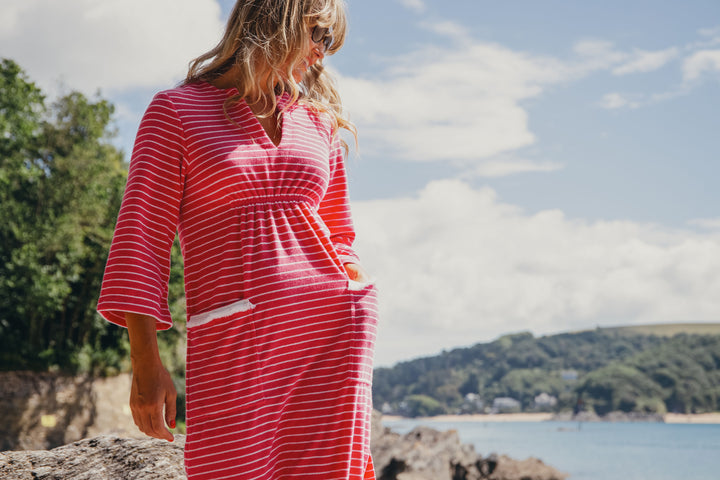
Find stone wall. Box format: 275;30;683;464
0;372;141;451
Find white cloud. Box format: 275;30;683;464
340;37;678;168
572;40;628;72
691;26;720;49
353;180;720;366
339;32;717;169
689;218;720;230
698;26;720;39
0;0;224;95
419;20;472;44
339;43;571;164
599;92;640;110
682;49;720;82
397;0;426;13
612;48;679;75
468;159;563;178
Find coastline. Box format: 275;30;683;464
664;412;720;424
383;413;555;423
384;412;720;424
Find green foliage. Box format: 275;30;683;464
0;58;189;419
374;329;720;417
0;58;128;374
490;368;565;410
158;238;187;419
401;394;447;417
577;363;664;415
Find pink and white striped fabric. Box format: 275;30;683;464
97;82;378;479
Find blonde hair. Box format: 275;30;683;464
185;0;356;143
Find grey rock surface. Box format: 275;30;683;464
0;435;186;480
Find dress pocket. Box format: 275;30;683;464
185;299;266;429
186;298;254;329
346;280;379;385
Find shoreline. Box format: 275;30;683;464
383;412;720;424
664;413;720;424
383;413;555;423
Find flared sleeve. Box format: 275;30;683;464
97;91;186;330
317;136;361;265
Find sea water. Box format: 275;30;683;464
384;419;720;480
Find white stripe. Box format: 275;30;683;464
348;278;376;291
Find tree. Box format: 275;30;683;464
0;59;128;374
401;394;446;417
577;363;665;415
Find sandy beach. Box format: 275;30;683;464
383;412;720;424
383;413;555;423
664;412;720;424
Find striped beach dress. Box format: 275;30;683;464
97;82;378;479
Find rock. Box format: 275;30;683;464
0;435;186;480
1;409;565;480
370;411;567;480
488;455;567;480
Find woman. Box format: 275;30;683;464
97;1;378;478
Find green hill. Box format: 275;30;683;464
593;323;720;337
373;324;720;417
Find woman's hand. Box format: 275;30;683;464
126;313;177;442
130;361;177;442
343;262;371;283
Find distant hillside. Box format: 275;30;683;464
372;325;720;417
592;323;720;337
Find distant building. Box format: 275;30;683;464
492;397;521;413
561;370;578;381
460;393;485;413
533;392;558;411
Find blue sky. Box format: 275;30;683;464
3;0;719;366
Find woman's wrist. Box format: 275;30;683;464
126;313;163;368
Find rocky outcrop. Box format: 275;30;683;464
2;427;567;480
0;435;186;480
1;381;565;480
371;412;567;480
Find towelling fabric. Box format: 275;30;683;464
97;82;378;479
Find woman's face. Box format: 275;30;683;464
290;25;332;82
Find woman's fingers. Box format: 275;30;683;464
149;411;174;442
132;399;174;441
344;262;371;282
130;364;176;442
165;382;177;430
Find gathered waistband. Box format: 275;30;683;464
237;195;313;207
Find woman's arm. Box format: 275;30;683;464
126;312;177;442
97;90;187;330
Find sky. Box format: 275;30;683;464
2;0;719;366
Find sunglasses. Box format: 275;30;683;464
311;26;333;51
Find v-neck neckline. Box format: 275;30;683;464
239;92;293;149
202;82;294;149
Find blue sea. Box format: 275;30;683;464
384;419;720;480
